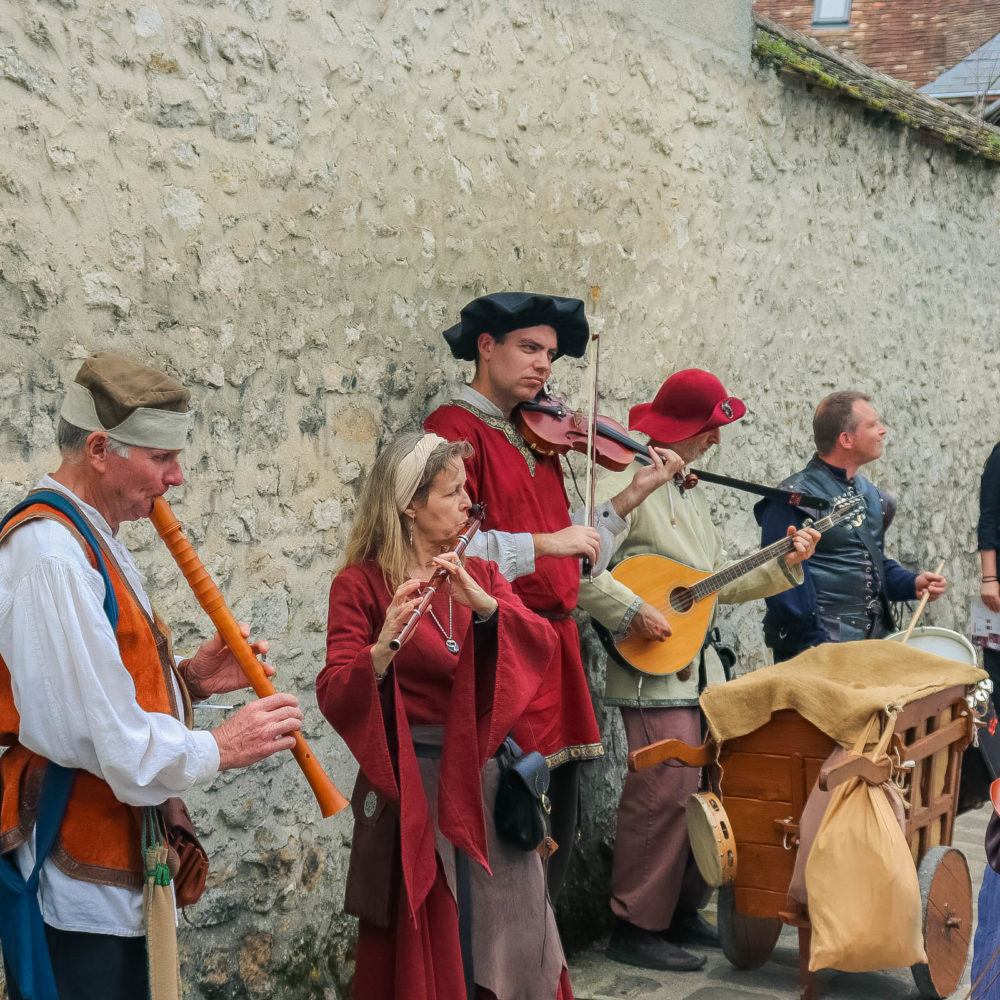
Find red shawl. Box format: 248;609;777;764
318;557;555;922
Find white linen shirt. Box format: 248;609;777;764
0;476;220;936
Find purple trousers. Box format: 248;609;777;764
610;706;708;931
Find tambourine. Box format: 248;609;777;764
686;791;737;887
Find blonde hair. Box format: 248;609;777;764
343;431;473;589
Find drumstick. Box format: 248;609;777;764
151;497;348;817
900;560;945;645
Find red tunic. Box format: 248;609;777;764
425;402;604;766
318;558;572;1000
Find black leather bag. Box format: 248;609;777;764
494;737;551;852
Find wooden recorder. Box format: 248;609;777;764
150;497;348;818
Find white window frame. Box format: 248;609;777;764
812;0;852;26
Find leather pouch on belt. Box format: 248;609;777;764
159;797;209;909
343;771;401;929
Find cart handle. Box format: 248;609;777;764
819;752;896;791
628;738;714;772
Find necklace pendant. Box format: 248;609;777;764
445;638;460;655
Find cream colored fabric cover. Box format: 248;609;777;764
700;639;986;747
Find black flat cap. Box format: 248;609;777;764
442;292;590;361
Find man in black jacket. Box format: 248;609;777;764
758;390;945;661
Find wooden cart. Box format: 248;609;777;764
631;684;978;999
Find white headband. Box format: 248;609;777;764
395;434;448;512
60;382;193;451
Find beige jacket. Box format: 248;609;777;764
576;466;801;707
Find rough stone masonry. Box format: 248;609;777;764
1;0;998;995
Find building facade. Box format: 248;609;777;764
754;0;1000;92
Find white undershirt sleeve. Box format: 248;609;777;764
0;526;219;806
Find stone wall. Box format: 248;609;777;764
1;0;998;995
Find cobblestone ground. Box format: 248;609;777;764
569;801;990;1000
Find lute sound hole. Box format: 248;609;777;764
669;586;695;614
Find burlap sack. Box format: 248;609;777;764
805;716;926;973
789;746;906;908
143;841;181;1000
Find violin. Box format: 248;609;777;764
514;391;699;487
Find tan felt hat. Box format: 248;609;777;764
61;352;192;450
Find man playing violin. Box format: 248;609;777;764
758;390;946;660
425;292;685;899
576;369;819;972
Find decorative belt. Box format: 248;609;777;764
821;599;883;620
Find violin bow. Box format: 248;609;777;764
582;287;602;580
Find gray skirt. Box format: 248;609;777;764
415;742;567;1000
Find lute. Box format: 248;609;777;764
599;495;867;676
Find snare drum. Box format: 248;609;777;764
884;625;979;665
686;791;737;887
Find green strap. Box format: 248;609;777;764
142;807;172;887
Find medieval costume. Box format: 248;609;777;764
425;389;610;767
427;379;628;898
576;368;804;970
972;804;1000;999
319;557;572;1000
578;468;800;935
0;355;221;1000
758;454;916;660
978;443;1000;702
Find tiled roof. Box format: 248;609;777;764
753;13;1000;164
919;31;1000;99
754;0;1000;91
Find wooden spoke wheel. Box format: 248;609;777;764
911;846;972;999
718;884;783;970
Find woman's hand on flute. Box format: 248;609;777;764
431;552;498;618
212;693;303;771
180;623;274;699
371;579;425;676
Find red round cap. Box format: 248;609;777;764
628;369;746;443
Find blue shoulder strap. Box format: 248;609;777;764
0;489;119;1000
1;490;119;631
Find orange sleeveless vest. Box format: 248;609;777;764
0;501;192;889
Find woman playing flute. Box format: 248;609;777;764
317;431;573;1000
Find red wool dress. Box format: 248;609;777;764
424;403;603;767
318;557;574;1000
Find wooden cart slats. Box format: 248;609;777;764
685;688;977;999
722;795;794;843
718;709;836;756
734;843;795;889
894;686;968;730
719;752;828;803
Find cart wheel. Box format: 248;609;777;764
910;846;972;999
718;883;783;970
